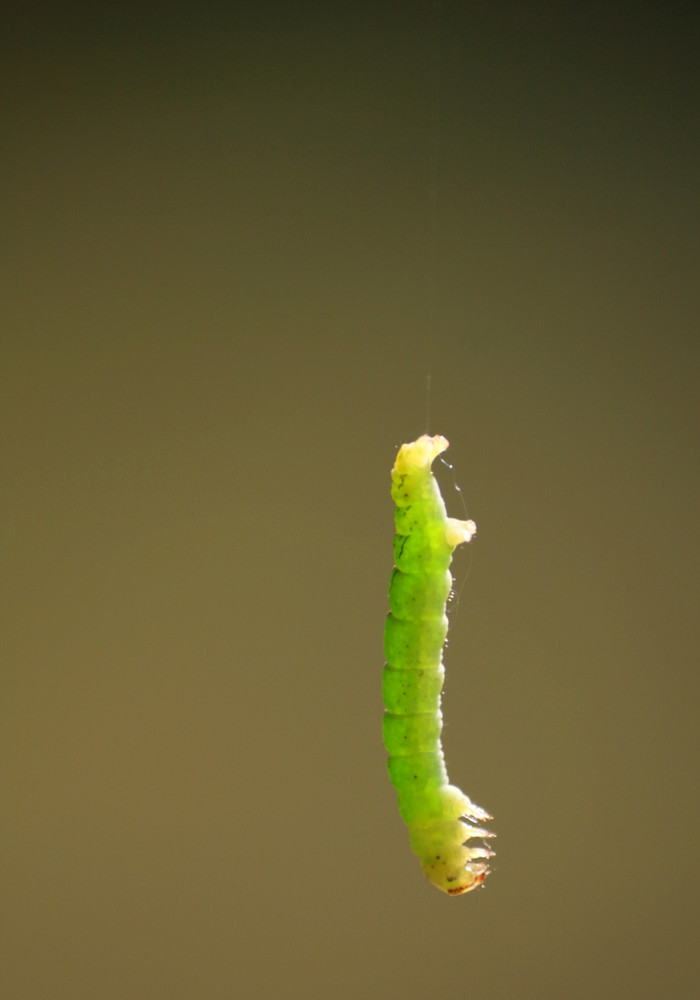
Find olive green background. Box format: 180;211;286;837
3;3;699;998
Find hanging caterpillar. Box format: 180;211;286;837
383;434;494;894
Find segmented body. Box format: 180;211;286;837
383;434;494;894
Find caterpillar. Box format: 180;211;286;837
383;434;494;894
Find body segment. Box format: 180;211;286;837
383;434;494;894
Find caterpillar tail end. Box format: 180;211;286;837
414;822;495;896
441;865;490;896
409;787;495;896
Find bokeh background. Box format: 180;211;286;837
3;2;699;998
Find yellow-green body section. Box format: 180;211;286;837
383;435;493;895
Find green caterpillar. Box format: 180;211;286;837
383;434;494;895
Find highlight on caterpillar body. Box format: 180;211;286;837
383;434;494;894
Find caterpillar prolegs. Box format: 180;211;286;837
383;435;494;894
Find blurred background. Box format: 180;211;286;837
2;2;699;998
